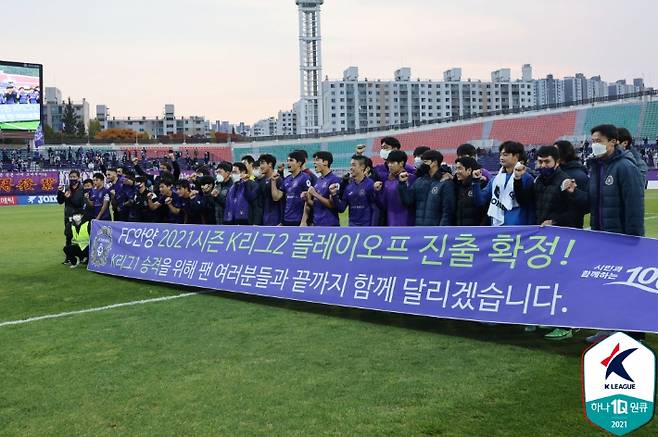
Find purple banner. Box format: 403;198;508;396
88;222;658;333
0;171;59;196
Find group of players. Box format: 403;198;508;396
1;83;40;105
57;126;646;343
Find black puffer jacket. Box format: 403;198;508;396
398;170;455;226
454;176;488;226
514;168;572;225
587;148;645;236
559;160;589;229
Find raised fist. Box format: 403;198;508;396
513;162;526;180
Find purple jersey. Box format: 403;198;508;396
312;171;341;226
280;171;312;224
91;187;111;220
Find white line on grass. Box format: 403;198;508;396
0;292;200;328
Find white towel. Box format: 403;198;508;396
487;168;518;226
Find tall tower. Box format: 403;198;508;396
296;0;324;134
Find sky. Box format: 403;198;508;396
1;0;655;125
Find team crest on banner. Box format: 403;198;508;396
583;332;655;435
90;225;113;267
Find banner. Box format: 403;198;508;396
88;222;658;333
0;171;59;196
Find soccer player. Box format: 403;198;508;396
241;155;256;180
397;150;455;226
374;150;415;226
457;143;492;182
472;141;535;226
17;87;29;104
86;172;111;221
130;176;154;223
224;162;259;225
197;176;218;225
3;84;17;104
372;136;415;181
147;176;184;224
106;168;128;221
329;155;377;226
240;155;263;224
305;151;341;226
211;161;234;225
175;179;202;224
256;154;283;226
453;156;488;226
271;151;312;226
584;124;645;344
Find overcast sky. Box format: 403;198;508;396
2;0;654;125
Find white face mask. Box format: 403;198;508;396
591;143;607;157
414;157;422;168
72;214;83;225
216;174;225;183
252;169;262;178
231;173;241;183
380;149;390;160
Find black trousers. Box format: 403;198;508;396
64;218;72;246
63;244;89;263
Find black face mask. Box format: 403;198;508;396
69;179;79;188
418;164;430;176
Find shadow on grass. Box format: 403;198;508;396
96;273;591;357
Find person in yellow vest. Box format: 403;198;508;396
63;214;90;268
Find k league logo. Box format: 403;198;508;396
583;332;655;435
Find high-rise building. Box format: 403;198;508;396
295;0;324;134
320;66;534;133
44;87;90;133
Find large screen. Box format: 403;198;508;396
0;60;42;131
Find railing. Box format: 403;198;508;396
249;90;657;142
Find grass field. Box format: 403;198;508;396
1;192;658;436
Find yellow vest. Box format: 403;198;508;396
72;222;90;250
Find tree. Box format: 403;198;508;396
61;98;78;136
43;123;57;143
95;128;149;142
76;120;86;137
88;120;101;138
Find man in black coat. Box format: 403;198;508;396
453;157;488;226
56;169;85;264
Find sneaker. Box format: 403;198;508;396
81;257;88;264
70;262;80;269
62;259;71;265
524;325;537;332
586;331;613;344
545;328;573;340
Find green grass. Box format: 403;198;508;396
1;192;658;436
0;120;40;131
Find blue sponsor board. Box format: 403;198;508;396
16;194;59;205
